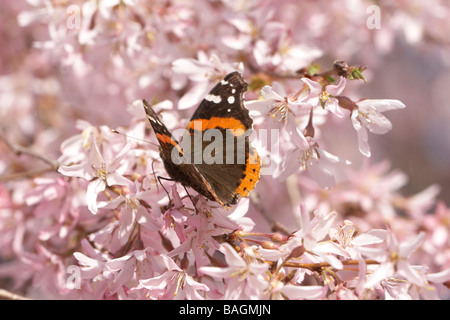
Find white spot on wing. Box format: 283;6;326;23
227;96;235;104
205;94;222;103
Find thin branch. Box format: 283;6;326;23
231;240;379;272
0;133;59;170
0;167;56;182
0;289;30;300
0;132;60;181
266;259;379;272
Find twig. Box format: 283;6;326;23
0;168;56;182
0;288;30;300
0;132;60;181
0;134;59;170
266;259;379;272
231;241;379;273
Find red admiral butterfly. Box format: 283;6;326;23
143;71;261;206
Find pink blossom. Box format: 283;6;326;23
20;244;69;296
422;201;450;270
281;284;327;300
172;52;243;110
302;77;347;118
0;0;448;301
97;180;163;245
58;137;133;214
139;255;209;300
252;23;322;74
358;231;427;290
330;220;387;259
246;81;311;146
276;135;350;189
350;99;405;157
340;160;409;221
164;187;242;268
24;177;78;242
284;205;347;269
105;248;157;298
199;243;269;299
73;239;111;282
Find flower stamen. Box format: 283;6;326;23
320;91;331;104
299;145;320;170
93;163;108;181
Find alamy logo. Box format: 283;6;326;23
366;5;381;30
66;5;81;30
66;265;81;290
170;126;253;166
168;127;279;176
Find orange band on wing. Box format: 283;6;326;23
187;118;247;135
156;133;177;146
234;148;261;198
156;133;184;155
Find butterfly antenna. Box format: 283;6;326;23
111;129;158;147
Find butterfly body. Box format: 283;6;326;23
143;72;261;206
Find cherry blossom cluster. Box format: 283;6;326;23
0;0;449;300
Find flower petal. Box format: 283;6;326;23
364;262;394;289
351;112;371;157
275;148;302;181
106;172;133;188
363;108;393;134
301;78;322;94
352;229;387;246
245;99;275;114
399;232;425;259
86;179;106;214
58;162;95;180
260;84;284;101
307;160;335;190
426;268;450;284
286;115;309;149
325;76;346;95
89;137;105;169
281;284;327;300
357;99;405;113
397;260;426;287
177;81;210;110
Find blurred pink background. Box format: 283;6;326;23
1;0;449;300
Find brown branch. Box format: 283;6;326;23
0;134;59;170
231;240;378;273
266;259;379;272
0;167;57;182
0;288;30;300
0;132;60;181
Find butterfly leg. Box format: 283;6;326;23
150;158;173;202
156;175;175;205
157;176;198;210
182;185;199;209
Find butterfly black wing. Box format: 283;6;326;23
188;71;253;129
183;72;261;205
143;72;261;206
142;99;220;203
